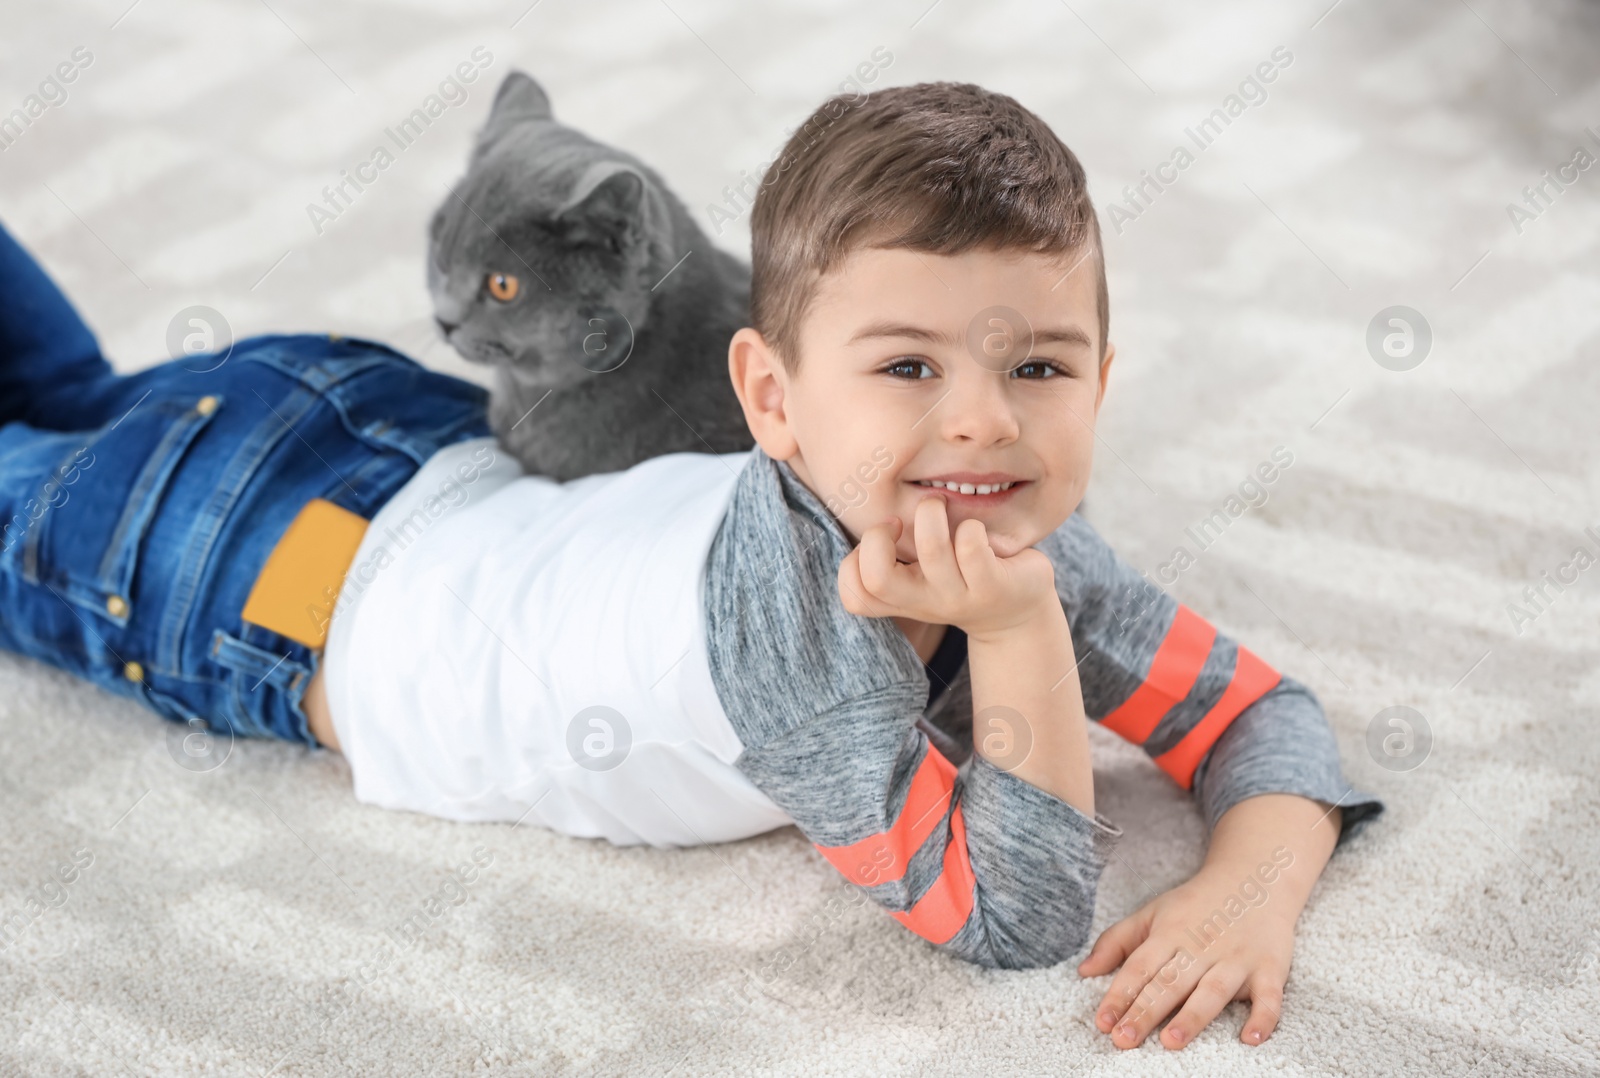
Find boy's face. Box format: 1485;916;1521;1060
730;244;1115;563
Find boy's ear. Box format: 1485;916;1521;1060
1093;341;1116;415
728;327;800;461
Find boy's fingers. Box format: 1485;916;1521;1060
854;521;905;603
836;550;875;616
912;496;963;592
951;517;996;585
1159;964;1248;1051
1079;914;1144;982
1096;938;1178;1044
1238;974;1285;1046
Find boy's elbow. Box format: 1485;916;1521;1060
1002;916;1094;971
934;885;1099;971
956;921;1093;971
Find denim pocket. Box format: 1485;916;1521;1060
24;392;221;627
321;356;489;466
236;334;487;467
208;627;314;742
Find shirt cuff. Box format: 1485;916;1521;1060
1190;677;1387;852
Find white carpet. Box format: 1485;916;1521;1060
3;0;1599;1074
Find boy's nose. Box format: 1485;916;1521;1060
940;372;1021;445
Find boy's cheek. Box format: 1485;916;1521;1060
827;502;875;548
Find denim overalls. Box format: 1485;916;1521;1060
0;220;491;749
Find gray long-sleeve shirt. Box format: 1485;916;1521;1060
703;448;1385;970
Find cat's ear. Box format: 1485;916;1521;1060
556;164;644;251
487;70;553;129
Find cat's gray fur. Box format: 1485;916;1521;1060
428;71;753;480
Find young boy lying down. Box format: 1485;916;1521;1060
0;80;1382;1051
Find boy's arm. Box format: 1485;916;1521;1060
712;477;1122;971
732;498;1122;971
1203;791;1340;899
1035;513;1386;843
1035;512;1386;1049
734;682;1121;971
1189;673;1385;847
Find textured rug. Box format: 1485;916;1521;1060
2;0;1598;1074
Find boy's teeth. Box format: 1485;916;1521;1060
915;479;1015;494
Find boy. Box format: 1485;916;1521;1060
0;80;1381;1054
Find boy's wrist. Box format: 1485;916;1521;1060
1201;794;1340;912
964;594;1093;815
962;590;1065;647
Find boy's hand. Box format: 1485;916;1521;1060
836;493;1057;640
1077;861;1298;1050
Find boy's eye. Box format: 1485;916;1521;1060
884;357;936;380
1011;359;1069;379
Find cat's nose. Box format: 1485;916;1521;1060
435;317;459;336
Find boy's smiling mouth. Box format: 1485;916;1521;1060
910;473;1029;501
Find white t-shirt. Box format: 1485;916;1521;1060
320;438;792;847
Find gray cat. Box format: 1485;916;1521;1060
427;71;753;480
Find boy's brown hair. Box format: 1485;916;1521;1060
748;80;1108;374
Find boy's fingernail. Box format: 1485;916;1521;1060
1248;1029;1263;1043
1117;1024;1134;1039
1096;1011;1111;1029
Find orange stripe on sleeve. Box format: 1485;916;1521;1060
891;802;977;945
1154;645;1282;790
814;745;957;887
1099;604;1216;746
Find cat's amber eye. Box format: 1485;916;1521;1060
486;272;520;302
